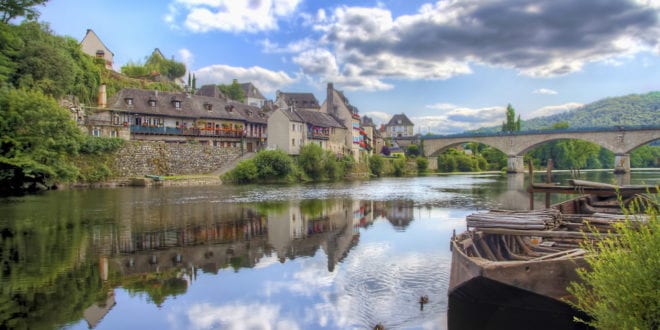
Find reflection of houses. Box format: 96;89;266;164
266;200;362;271
379;200;415;229
80;29;114;70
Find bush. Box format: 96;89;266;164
392;158;406;177
369;154;384;177
298;144;324;180
226;160;258;183
416;157;429;173
568;193;659;329
253;149;293;179
79;136;124;155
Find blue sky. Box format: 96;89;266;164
38;0;660;134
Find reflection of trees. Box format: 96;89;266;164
122;270;188;307
0;194;105;329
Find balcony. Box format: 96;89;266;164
131;125;245;138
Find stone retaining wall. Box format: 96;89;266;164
113;141;242;177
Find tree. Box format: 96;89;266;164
568;194;659;329
298;143;324;180
218;79;245;102
0;89;83;193
406;144;420;157
0;0;48;23
501;104;521;132
369;154;384;177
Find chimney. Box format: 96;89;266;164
327;82;334;115
98;84;107;108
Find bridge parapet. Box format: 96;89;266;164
422;125;660;173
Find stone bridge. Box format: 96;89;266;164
402;126;660;173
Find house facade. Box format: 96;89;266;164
320;83;373;161
384;113;415;138
85;87;268;151
80;29;114;70
240;82;266;108
267;107;346;156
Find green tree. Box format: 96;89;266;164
369;154;384;177
218;79;245;102
0;0;48;23
252;149;293;180
406;144;420;157
0;89;83;193
568;194;659;330
501;104;521;132
392;158;406;176
299;143;324;180
416;157;429;173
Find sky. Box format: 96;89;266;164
37;0;660;134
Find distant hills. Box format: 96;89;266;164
472;91;660;133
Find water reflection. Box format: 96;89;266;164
1;172;657;329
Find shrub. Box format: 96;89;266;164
568;193;659;330
227;160;258;183
416;157;429;173
369;154;384;177
253;149;293;179
298;144;324;180
392;158;406;177
79;136;125;155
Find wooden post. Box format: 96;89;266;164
528;159;534;210
545;159;553;208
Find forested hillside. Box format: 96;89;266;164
523;91;660;130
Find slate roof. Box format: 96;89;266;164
229;100;269;124
295;109;345;128
278;92;320;109
106;88;245;122
240;82;266;100
386;113;414;126
195;84;226;99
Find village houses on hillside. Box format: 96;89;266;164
77;29;414;163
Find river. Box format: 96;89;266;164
1;170;658;329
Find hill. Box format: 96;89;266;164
523;91;660;130
471;91;660;134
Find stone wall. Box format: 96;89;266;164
113;141;243;177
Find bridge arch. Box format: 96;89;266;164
421;126;660;173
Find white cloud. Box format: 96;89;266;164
168;0;302;33
417;104;506;134
524;102;583;119
194;64;296;93
532;88;558;95
363;111;391;126
187;303;300;330
292;0;660;90
178;48;194;71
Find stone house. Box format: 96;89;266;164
384;113;415;138
320;83;372;161
240;82;267;108
267;107;345;156
80;29;114;70
274;91;321;111
86;87;268;150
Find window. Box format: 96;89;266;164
111;130;118;138
292;138;295;146
124;98;133;105
204;103;212;111
148;99;157;107
292;124;296;131
92;127;101;137
173;100;181;109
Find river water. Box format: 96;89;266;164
1;171;658;330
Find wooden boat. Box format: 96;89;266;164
447;191;653;329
